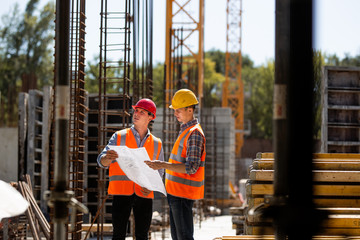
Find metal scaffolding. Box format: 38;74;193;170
68;0;87;238
164;0;204;105
95;0;154;238
97;0;133;232
222;0;244;157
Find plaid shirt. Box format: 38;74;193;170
179;118;205;174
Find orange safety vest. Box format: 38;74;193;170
108;128;162;199
165;123;206;200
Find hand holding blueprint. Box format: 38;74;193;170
108;145;166;196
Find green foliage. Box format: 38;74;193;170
243;61;274;139
205;48;254;75
205;49;226;74
151;56;224;108
152;63;165;107
313;50;325;139
85;56;129;95
203;58;225;107
338;53;360;67
85;57;100;94
0;0;54;126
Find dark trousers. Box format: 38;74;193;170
167;194;195;240
112;194;153;240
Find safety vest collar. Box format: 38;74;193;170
169;127;191;163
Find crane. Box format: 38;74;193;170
164;0;204;108
222;0;244;156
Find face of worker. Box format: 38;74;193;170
174;107;193;124
133;107;153;126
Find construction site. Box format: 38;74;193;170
0;0;360;239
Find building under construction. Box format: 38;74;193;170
1;0;360;240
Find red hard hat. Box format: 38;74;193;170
132;98;156;119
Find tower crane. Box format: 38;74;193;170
164;0;204;108
222;0;244;156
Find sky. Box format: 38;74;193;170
2;0;360;67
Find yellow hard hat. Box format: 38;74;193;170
169;89;199;109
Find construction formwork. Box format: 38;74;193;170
18;86;53;214
321;66;360;153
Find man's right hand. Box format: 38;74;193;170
101;150;118;167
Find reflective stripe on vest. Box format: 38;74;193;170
165;124;206;200
108;128;162;199
166;174;204;187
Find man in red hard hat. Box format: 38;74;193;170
97;98;164;240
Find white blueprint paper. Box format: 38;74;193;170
108;145;166;196
0;180;29;221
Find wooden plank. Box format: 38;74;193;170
27;90;37;188
249;170;273;181
319;208;360;214
229;206;246;215
18;93;28;179
252;160;360;170
249;170;360;182
252;160;274;170
323;215;360;228
41;86;52;213
247;213;360;228
244;225;273;235
256;152;274;159
246;183;273;196
245;225;360;236
256;152;360;160
81;223;113;232
317;228;360;236
220;236;360;240
247;183;360;197
249;197;360;209
220;236;274;240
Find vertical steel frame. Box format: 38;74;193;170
68;0;87;238
97;0;154;237
98;0;132;234
165;0;204;106
222;0;244;156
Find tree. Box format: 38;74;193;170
313;50;325;139
206;49;254;75
152;63;165;106
243;61;274;139
203;58;225;107
151;56;225;108
85;57;100;94
339;53;360;67
0;0;54;126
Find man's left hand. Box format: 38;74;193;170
141;187;151;196
144;160;164;170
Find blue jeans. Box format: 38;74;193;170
167;194;195;240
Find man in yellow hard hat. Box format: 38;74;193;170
145;89;206;240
